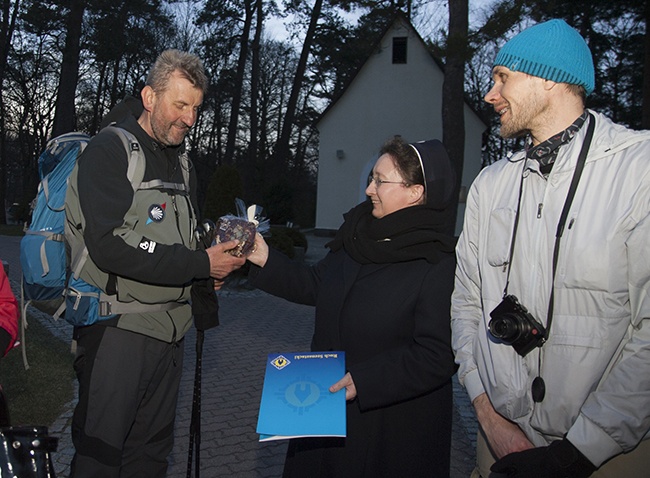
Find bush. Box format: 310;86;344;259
267;227;296;258
262;178;294;225
202;165;243;221
282;227;308;251
266;227;308;259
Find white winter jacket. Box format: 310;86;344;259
452;110;650;466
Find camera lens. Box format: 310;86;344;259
489;315;523;343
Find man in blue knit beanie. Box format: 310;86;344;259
451;18;650;478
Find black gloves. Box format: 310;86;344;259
491;439;597;478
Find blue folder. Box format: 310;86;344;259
257;351;346;441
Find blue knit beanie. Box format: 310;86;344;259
494;19;595;95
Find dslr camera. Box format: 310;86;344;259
489;295;546;357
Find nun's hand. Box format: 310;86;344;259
246;233;269;267
329;372;357;401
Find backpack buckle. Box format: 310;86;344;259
99;301;111;316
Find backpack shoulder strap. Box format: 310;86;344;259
178;151;191;192
41;133;91;213
67;126;144;284
103;125;190;193
102;125;146;191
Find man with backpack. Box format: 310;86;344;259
66;49;245;477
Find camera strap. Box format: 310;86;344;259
503;113;595;330
545;113;595;338
502;113;595;402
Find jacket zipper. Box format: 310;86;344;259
170;316;179;366
171;194;185;246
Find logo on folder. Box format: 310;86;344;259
271;355;290;370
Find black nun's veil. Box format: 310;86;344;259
328;139;457;265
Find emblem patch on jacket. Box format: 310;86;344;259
147;203;166;224
139;239;157;253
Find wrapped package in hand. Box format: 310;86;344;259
216;199;270;257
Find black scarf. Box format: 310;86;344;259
327;200;457;265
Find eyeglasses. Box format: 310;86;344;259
367;175;406;188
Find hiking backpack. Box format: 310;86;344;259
20;132;91;316
18;127;146;367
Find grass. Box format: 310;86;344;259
0;313;75;427
0;225;75;428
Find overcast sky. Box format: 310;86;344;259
264;1;496;43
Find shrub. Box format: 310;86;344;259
262;178;294;225
282;227;308;251
266;227;307;258
267;227;296;258
202;165;243;221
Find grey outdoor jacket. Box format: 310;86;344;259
66;116;210;343
452;110;650;466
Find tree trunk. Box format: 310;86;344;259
442;0;468;235
273;0;323;167
224;0;255;164
0;0;20;224
90;63;107;134
52;0;85;138
247;0;263;200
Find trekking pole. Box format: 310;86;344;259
187;219;219;478
186;329;204;478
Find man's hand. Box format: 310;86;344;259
205;240;246;279
473;393;534;458
491;439;597;478
329;372;357;401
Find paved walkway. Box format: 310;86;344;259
1;233;477;477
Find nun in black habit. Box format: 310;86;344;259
247;136;458;477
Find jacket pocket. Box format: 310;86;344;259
486;207;516;268
530;312;628;436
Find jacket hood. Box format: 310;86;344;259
504;110;650;168
587;109;650;159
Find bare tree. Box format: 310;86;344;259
223;0;256;163
5;18;61;208
442;0;468;234
273;0;323;167
76;0;173;134
0;0;21;223
51;0;85;137
248;0;263;166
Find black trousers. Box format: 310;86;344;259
70;324;184;478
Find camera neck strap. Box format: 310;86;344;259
503;113;596;340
